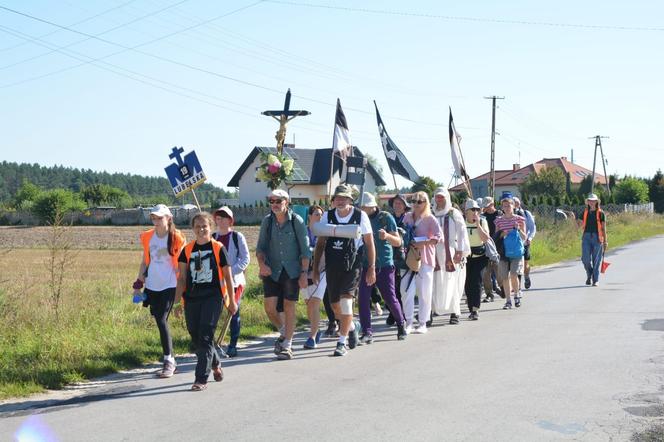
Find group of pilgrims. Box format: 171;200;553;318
133;183;608;392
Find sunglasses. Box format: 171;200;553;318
268;199;284;204
410;200;426;205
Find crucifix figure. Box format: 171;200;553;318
262;89;310;155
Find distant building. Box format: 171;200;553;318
227;146;386;206
450;157;607;198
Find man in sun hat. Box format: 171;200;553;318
313;184;375;356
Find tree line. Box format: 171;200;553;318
0;161;237;222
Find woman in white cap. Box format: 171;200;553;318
212;206;250;357
463;199;490;320
431;187;470;325
579;193;607;286
133;204;186;378
402;191;441;333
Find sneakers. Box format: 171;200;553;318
413;325;428;334
592;281;599;287
226;346;238;358
277;346;294;360
482;295;494;303
158;360;176;378
373;303;383;316
303;337;317;349
405;323;414;335
315;330;323;344
497;287;506;299
449;314;459;325
385;314;396;326
515;296;522;308
469;311;479;321
524;276;531;289
585;277;592;286
503;301;513;310
333;342;348;357
324;322;338;338
397;324;407;340
273;336;285;355
359;333;374;345
348;321;360;349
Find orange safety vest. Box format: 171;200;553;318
140;228;186;271
582;208;605;243
183;239;229;307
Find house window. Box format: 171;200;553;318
255;167;260;183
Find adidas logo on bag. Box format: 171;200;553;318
332;240;344;250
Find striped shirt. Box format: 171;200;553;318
494;214;526;234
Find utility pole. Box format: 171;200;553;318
589;135;610;195
484;95;504;198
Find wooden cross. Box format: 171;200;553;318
262;89;310;155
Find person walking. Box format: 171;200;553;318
385;194;410;327
579;193;607;286
481;197;503;302
402;191;441;334
134;204;186;378
494;193;527;310
175;212;237;391
212;206;249;358
256;189;310;360
431;187;470;325
513;197;537;290
312;184;376;356
302;205;326;349
357;192;407;343
463;199;490;320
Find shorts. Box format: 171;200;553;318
523;244;531;261
144;287;176;317
326;264;361;303
303;271;327;301
498;257;524;281
263;270;300;302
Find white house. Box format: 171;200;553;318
227;146;386;206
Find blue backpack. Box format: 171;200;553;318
504;228;525;259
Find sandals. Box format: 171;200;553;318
212;365;224;382
191;382;207;391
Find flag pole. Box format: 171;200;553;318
457;144;473;200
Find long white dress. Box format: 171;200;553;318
431;207;470;316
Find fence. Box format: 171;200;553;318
0;202;655;226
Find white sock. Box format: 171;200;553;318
283;339;292;349
338;336;347;344
349;321;356;331
278;325;285;336
164;354;175;363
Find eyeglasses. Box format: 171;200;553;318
268;199;284;205
410;200;426;205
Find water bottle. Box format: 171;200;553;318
132;291;146;304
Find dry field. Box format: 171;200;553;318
0;225;261;250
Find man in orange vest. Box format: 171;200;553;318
580;193;607;286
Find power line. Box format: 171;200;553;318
265;0;664;32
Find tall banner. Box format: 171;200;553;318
374;101;420;183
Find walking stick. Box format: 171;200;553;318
215;311;233;351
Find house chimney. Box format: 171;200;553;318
513;163;520;171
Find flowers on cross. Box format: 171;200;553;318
256;152;295;190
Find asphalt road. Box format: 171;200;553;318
2;236;664;441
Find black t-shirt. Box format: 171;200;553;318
178;241;229;300
483;210;503;237
581;209;605;234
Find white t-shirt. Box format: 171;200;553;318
145;232;178;291
321;207;372;249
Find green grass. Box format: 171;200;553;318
0;213;662;399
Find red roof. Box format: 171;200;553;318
450;157;606;191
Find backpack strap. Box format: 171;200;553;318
232;231;240;258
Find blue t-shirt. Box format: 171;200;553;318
363;209;397;268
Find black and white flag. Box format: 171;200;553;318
374;101;420;183
332;99;352;162
449;107;469;182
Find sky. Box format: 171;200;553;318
1;0;663;192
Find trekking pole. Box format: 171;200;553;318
215;311;233;349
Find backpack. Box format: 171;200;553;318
212;231;240;259
326;208;362;271
504;228;525;259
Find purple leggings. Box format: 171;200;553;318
358;265;404;334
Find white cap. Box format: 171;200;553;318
150;204;172;217
214;206;233;220
586;193;599;201
267;189;290;201
361;192;378;208
465;199;481;210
